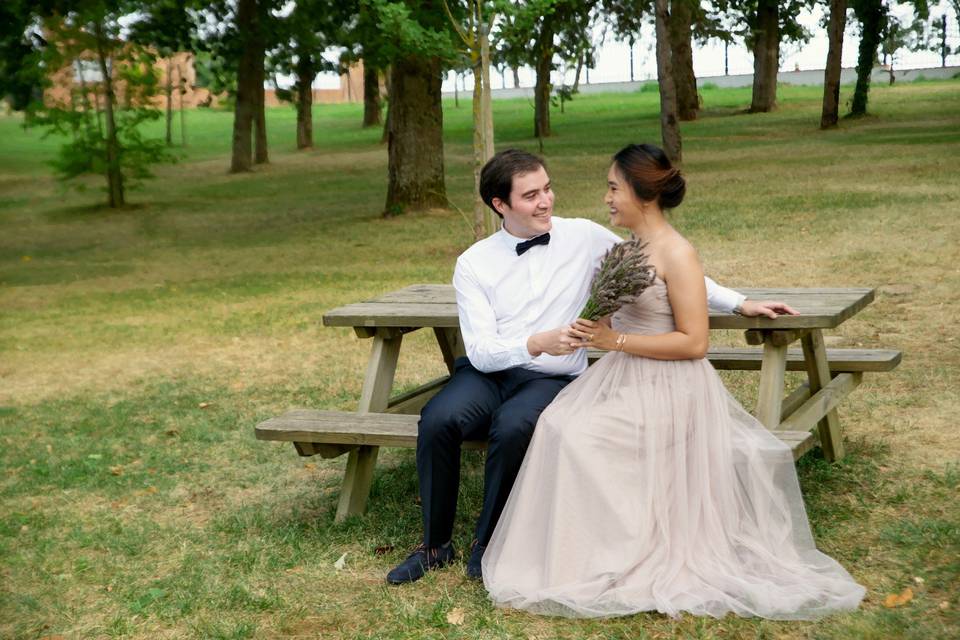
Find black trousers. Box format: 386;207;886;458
416;357;575;547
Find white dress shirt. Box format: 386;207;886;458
453;217;745;376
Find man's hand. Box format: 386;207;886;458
527;327;579;357
739;300;800;319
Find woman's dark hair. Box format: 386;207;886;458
611;143;685;210
479;149;547;218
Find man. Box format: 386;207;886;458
386;149;797;585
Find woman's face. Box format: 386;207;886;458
604;163;643;229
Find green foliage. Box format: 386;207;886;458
24;6;174;203
192;50;236;97
497;0;597;69
126;0;195;56
364;0;458;64
0;1;48;111
268;0;345;104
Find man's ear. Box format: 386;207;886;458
491;197;508;216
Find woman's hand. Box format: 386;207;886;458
570;318;620;351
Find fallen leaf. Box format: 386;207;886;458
446;607;465;626
46;444;52;454
20;525;28;533
198;402;212;409
913;576;924;585
110;465;124;476
883;587;914;608
333;553;347;571
106;585;113;592
303;463;316;470
374;545;395;556
145;486;158;494
939;601;950;610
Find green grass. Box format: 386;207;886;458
1;79;959;638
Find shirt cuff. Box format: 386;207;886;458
708;287;747;314
509;338;536;367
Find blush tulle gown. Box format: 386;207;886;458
482;278;865;619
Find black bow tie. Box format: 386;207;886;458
516;233;550;256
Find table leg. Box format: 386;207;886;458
755;336;788;429
434;327;466;375
801;330;845;461
335;331;403;522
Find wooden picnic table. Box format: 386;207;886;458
258;284;900;522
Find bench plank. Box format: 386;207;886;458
257;410;816;461
778;372;863;435
586;347;901;372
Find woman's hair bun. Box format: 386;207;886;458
612;143;685;210
658;170;686;209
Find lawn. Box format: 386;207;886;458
1;79;959;639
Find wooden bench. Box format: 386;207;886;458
256;346;900;519
257;409;820;461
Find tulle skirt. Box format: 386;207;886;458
482;352;865;619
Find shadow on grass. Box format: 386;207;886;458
42;200;149;223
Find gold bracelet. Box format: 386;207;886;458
615;334;627;351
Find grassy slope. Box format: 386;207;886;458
0;80;958;639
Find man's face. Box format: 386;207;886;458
493;166;554;239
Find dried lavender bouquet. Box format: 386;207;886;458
579;238;657;320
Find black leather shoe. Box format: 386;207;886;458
466;541;486;580
386;543;455;585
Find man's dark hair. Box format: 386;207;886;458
479;149;547;218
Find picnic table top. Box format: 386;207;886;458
323;284;875;331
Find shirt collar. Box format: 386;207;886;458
498;223;549;251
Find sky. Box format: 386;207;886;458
309;2;959;91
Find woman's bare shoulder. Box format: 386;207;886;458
659;231;701;278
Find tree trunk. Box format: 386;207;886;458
93;20;124;207
384;55;446;215
230;0;257;172
572;52;584;92
295;54;314;149
178;60;187;146
75;61;101;140
254;59;268;163
670;0;698;121
851;0;884;116
165;57;173;145
749;0;779;113
820;0;847;128
363;64;382;127
655;0;682;164
380;67;391;144
512;66;520;88
533;16;554;138
472;21;497;240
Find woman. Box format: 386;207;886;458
481;144;865;620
